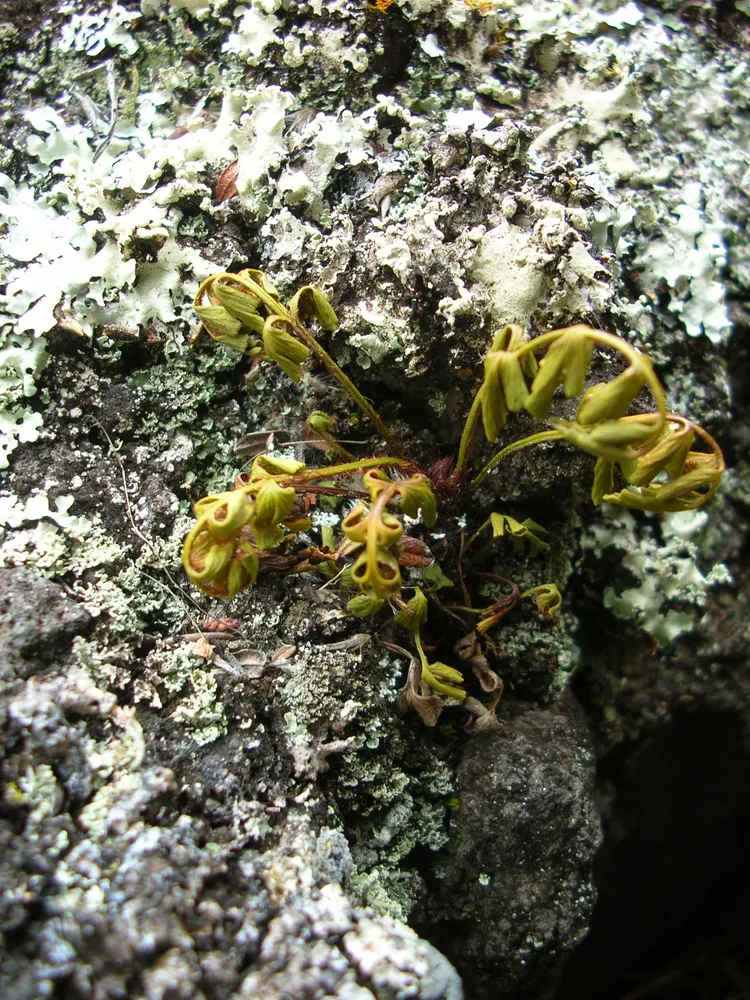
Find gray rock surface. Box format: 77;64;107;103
0;644;463;1000
422;700;601;999
0;567;92;678
0;0;748;998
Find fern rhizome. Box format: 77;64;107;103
182;269;724;727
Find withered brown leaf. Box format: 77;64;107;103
216;160;239;202
454;632;503;692
192;635;214;660
270;644;297;664
394;536;435;568
463;696;502;732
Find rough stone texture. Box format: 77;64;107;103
0;567;92;678
421;700;601;999
0;0;748;998
0;648;463;1000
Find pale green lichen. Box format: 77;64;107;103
0;481;205;718
153;641;208;695
71;635;133;692
171;662;228;745
340;742;455;890
637;194;731;345
77;772;142;835
0;496;128;574
222;2;283;64
469;220;552;328
350;866;426;923
140;641;229;745
584;509;732;646
58;3;141;57
4;763;62;823
0;333;48;468
275;641;454;916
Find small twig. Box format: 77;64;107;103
317;564;348;591
70;87;108;132
380;639;417;663
93;61;119;162
92;418;206;628
457;530;472;609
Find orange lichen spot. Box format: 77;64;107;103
368;0;395;12
465;0;496;14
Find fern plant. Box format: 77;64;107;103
183;269;724;726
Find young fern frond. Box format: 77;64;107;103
459;323;722;514
414;630;466;700
185;269;726;726
305;411;356;459
182;454;439;604
597;416;724;511
463;512;549;555
193;269;403;456
342;471;438;600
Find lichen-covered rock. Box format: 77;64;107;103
0;0;747;997
421;699;601;999
0;566;91;679
239;876;463;1000
0;646;463;1000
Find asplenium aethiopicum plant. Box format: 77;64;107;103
182;268;724;726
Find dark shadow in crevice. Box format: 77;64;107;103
556;709;750;1000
